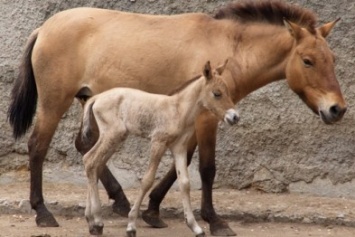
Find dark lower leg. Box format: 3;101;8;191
199;163;235;236
196;114;236;236
29;135;59;227
99;165;131;217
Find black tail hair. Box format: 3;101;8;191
8;29;39;139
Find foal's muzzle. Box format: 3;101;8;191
224;109;239;125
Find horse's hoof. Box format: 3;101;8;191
210;221;236;236
112;200;131;217
89;224;104;235
126;229;136;237
142;209;168;228
196;232;206;237
36;212;59;227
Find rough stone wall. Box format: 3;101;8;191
1;0;354;197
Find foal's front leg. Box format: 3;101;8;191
172;147;205;237
126;141;167;237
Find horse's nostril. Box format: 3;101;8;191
330;104;347;117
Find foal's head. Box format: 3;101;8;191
284;19;347;124
200;60;239;125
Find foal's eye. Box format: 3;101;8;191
302;58;313;67
213;90;222;98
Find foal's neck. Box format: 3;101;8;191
171;77;204;125
229;24;294;102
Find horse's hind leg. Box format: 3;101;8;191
100;166;131;216
142;133;197;228
28;99;73;227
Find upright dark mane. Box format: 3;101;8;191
214;0;317;34
168;75;202;96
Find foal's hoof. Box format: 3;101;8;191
142;209;168;228
89;224;104;235
126;229;136;237
36;212;59;227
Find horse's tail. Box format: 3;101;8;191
81;100;97;146
8;28;40;139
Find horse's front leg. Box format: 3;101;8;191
195;113;236;236
142;134;197;228
172;147;205;237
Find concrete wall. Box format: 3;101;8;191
1;0;354;198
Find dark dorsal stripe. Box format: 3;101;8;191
214;0;317;34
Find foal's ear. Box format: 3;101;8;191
283;18;304;41
318;18;340;38
203;61;212;80
216;59;229;75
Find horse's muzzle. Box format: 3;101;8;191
319;104;347;124
224;109;239;125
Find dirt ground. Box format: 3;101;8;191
2;171;355;237
1;214;355;237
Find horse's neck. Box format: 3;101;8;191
171;78;204;125
229;24;294;102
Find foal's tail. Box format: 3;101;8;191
8;28;40;139
81;100;97;146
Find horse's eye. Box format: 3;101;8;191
303;58;313;67
213;90;222;98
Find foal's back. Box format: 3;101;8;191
86;87;179;138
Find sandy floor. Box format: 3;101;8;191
2;171;355;236
1;214;355;237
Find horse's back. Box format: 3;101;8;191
32;7;228;98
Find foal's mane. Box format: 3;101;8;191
214;0;317;34
168;75;202;96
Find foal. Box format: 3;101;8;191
80;61;239;237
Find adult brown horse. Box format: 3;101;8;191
8;0;346;236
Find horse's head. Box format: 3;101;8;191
201;60;239;125
284;19;347;124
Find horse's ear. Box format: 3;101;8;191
216;59;229;75
203;61;212;80
318;18;340;38
283;18;303;41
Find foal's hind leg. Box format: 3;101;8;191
28;99;73;227
83;127;126;235
75;125;131;217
